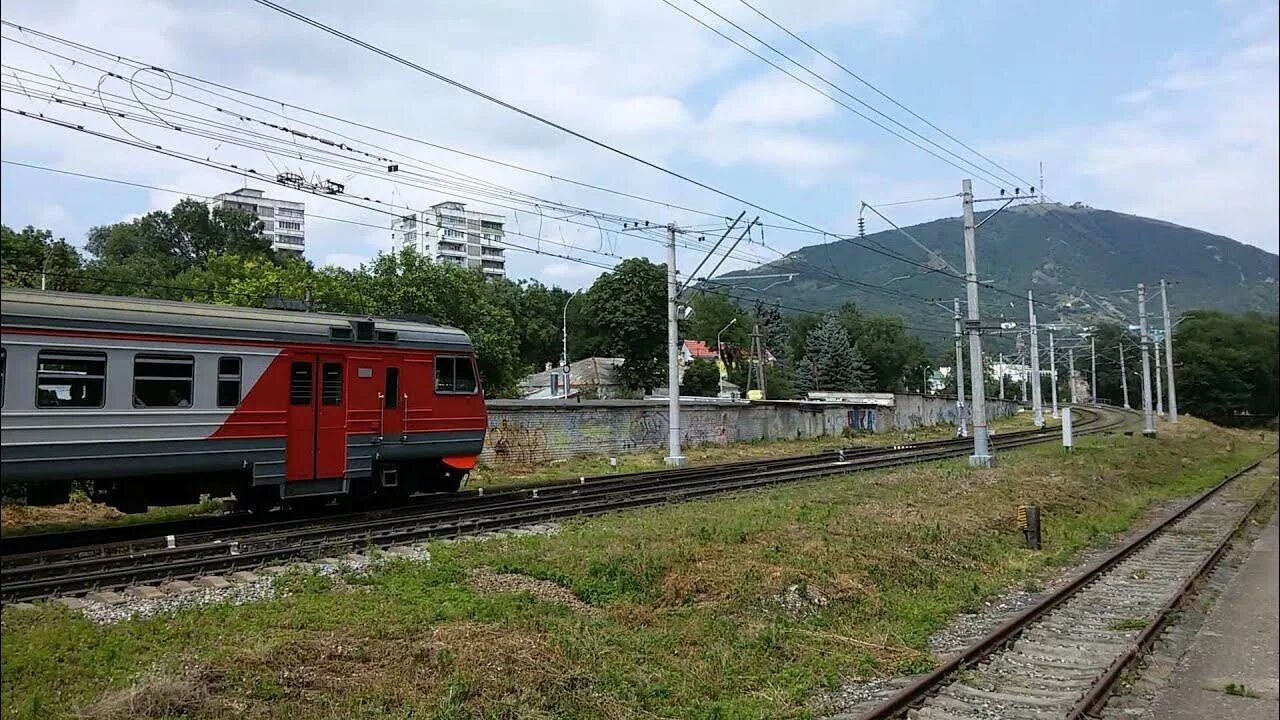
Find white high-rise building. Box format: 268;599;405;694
211;188;306;257
391;201;507;278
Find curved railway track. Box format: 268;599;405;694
856;450;1277;720
2;407;1126;604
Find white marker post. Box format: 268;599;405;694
1062;406;1074;452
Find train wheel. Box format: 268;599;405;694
427;466;465;494
235;486;279;514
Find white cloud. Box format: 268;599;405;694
2;0;924;280
706;72;836;127
991;9;1279;253
323;253;367;270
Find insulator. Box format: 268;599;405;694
857;217;865;238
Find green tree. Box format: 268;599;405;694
1174;310;1278;420
486;279;576;371
797;314;872;393
685;291;749;351
82;198;273;297
0;225;84;290
753;301;790;363
681;358;721;397
584;258;667;394
351;249;524;397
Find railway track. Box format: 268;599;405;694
857;451;1278;720
2;408;1125;604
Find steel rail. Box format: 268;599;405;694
857;449;1276;720
2;409;1123;604
2;413;1094;563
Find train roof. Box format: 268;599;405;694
0;288;474;352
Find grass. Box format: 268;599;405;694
1223;682;1261;698
2;415;1273;719
1108;617;1149;631
0;496;225;538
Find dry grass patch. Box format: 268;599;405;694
76;668;225;720
215;622;596;718
1;499;122;532
469;567;590;610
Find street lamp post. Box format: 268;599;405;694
716;317;737;396
561;290;580;398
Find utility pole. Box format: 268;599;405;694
1090;336;1097;404
1161;278;1179;422
1020;350;1029;403
1119;343;1130;409
1154;340;1164;416
960;179;993;467
1048;331;1060;419
998;352;1005;400
665;223;685;465
1138;283;1156;437
1028;291;1044;427
953;297;967;438
1068;347;1078;404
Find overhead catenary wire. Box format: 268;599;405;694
1;24;996;304
242;1;1020;290
4;20;1052;315
670;0;1018;190
733;0;1037;190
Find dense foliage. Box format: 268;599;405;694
680;358;721;397
1174;311;1278;421
18;200;1269;413
796;314;872;393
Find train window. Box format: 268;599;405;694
37;351;107;408
455;357;477;393
1;348;5;407
133;355;194;408
434;356;478;394
290;362;312;405
384;367;399;409
321;363;343;405
217;357;242;407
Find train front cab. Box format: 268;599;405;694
257;347;484;511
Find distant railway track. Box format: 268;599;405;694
857;449;1277;720
2;407;1126;604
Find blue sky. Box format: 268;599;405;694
2;0;1276;289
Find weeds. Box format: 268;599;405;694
1;417;1273;719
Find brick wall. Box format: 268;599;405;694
481;395;1019;465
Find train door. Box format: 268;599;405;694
381;358;405;441
286;353;349;481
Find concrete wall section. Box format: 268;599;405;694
481;395;1019;465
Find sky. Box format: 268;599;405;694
1;0;1277;291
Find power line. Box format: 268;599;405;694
3;20;1051;317
734;0;1037;190
245;0;997;287
671;0;1017;190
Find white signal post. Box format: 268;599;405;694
1048;330;1059;419
1137;282;1157;437
1161;278;1179;422
1028;292;1044;427
953;297;968;439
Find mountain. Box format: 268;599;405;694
717;203;1279;350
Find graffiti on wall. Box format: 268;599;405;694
624;411;667;450
489;418;550;465
847;408;876;432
